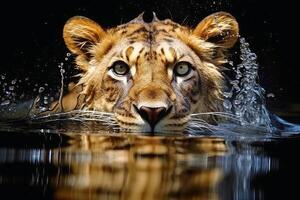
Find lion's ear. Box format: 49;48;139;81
63;16;106;56
193;12;239;48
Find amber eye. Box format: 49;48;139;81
174;61;192;77
111;61;130;76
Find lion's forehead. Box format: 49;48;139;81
100;21;193;66
118;41;184;64
113;20;185;41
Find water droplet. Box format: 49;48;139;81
66;53;71;57
1;100;10;106
237;94;244;101
244;63;251;69
235;74;242;79
60;62;64;67
233;84;240;92
1;75;5;80
247;53;257;61
39;107;48;112
38;87;45;93
222;91;232;98
9;86;14;91
223;99;232;110
234;100;241;105
230;80;239;85
267;93;275;98
11;79;17;85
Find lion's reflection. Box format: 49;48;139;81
53;134;228;200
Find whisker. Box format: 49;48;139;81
191;111;242;122
181;15;189;26
191;111;237;117
189;119;220;128
187;121;215;132
30;110;119;132
186;113;234;133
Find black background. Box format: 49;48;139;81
0;0;299;116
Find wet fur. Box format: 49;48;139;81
48;12;239;133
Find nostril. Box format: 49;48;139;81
140;106;166;125
134;105;172;129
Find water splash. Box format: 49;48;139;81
0;53;73;120
223;38;273;132
58;62;65;112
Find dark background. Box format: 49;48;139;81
0;0;299;117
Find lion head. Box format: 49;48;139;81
62;12;239;133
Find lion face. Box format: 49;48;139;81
63;12;239;133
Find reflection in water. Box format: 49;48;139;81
55;135;227;200
1;129;293;200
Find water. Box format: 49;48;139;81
1;125;300;199
223;38;272;132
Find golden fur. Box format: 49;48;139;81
46;12;239;133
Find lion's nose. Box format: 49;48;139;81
135;106;171;129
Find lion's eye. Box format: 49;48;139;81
111;61;130;76
174;61;192;77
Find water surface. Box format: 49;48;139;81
1;120;300;200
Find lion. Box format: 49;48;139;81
37;12;239;133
